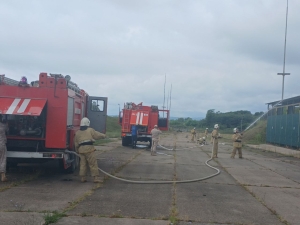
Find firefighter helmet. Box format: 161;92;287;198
214;124;219;129
80;117;90;126
233;128;238;133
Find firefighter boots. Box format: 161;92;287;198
93;176;103;183
81;176;87;183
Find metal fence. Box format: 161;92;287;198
266;104;300;149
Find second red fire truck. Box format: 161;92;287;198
119;102;169;147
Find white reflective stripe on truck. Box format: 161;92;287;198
6;98;21;114
17;99;31;113
7;151;64;159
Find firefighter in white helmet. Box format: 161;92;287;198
0;114;8;182
150;125;162;156
74;117;106;183
211;124;220;158
231;128;243;158
190;127;196;142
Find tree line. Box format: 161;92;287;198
170;109;264;132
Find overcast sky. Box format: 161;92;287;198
1;0;299;118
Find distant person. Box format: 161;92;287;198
190;127;196;142
0;114;8;182
211;124;220;158
150;125;162;156
197;137;205;145
74;117;106;183
231;128;243;159
131;125;138;149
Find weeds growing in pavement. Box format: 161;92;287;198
43;211;66;225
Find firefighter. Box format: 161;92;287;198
190;127;196;142
0;114;8;182
231;128;243;158
211;124;220;158
204;128;209;144
197;137;205;145
74;117;106;183
150;125;162;156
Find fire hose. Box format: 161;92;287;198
65;144;220;184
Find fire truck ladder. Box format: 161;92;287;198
0;74;19;86
123;111;131;132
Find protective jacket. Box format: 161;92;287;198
232;133;243;148
211;129;219;143
74;128;106;154
151;128;162;140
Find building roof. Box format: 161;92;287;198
266;95;300;107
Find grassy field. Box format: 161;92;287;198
242;120;267;144
96;116;267;146
106;116;121;138
94;116;120;145
187;120;267;145
218;120;267;145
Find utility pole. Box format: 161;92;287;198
163;74;166;118
277;0;290;100
240;117;243;131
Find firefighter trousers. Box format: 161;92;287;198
212;140;218;157
231;147;242;158
151;139;159;154
191;134;196;141
0;144;7;173
79;151;100;177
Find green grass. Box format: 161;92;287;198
199;120;267;145
106;116;121;138
44;211;66;225
242;120;267;144
94;138;114;146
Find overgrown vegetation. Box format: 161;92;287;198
243;120;267;144
105;112;267;145
170;109;267;145
44;211;66;225
170;109;264;132
105;116;121;138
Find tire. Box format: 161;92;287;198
59;152;79;174
66;152;79;174
148;138;152;148
122;136;131;146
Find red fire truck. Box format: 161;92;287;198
119;102;169;147
0;73;107;172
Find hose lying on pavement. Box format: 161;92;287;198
65;145;220;184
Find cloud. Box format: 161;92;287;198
0;0;299;119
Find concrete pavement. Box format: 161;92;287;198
1;133;299;224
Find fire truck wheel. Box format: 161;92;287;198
66;152;79;174
6;162;18;171
122;137;131;146
60;152;79;174
148;138;152;148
